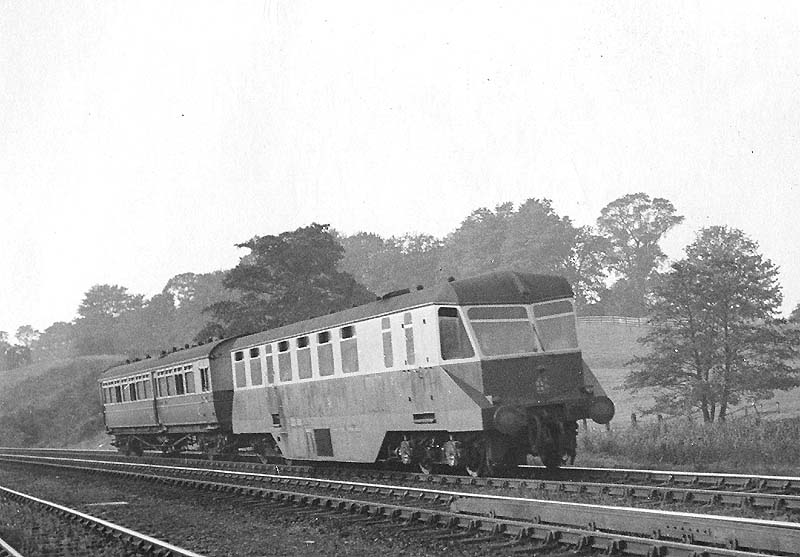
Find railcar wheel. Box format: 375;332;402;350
127;438;143;457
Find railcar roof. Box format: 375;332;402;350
232;271;572;350
100;338;235;381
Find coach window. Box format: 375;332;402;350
234;350;247;388
200;367;211;392
159;374;171;396
340;325;359;373
278;340;293;381
249;347;263;386
264;345;275;384
381;318;393;368
317;331;334;376
403;313;415;365
174;372;186;395
135;381;144;400
129;383;138;402
184;369;195;394
438;307;475;360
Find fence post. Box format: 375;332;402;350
630;412;637;428
656;414;663;435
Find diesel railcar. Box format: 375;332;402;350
101;271;614;471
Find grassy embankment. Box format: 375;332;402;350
579;319;800;474
0;355;121;449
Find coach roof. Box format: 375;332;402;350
100;338;235;381
232;271;572;351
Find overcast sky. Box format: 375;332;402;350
2;2;799;339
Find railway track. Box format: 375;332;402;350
7;447;800;492
4;448;800;516
0;481;205;556
1;451;798;556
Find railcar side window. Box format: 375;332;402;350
532;299;578;350
381;318;393;368
143;379;151;399
115;385;123;402
250;348;263;386
200;367;211;392
234;350;247;388
129;383;137;402
278;340;292;381
438;307;475;360
317;332;334;377
340;326;359;373
467;306;537;357
297;336;312;379
403;313;415;365
264;345;275;384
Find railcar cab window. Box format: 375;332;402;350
234;351;246;388
317;331;334;377
340;325;359;373
467;306;537;357
278;341;292;381
531;299;578;351
438;307;475;360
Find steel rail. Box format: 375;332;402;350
0;483;207;557
522;464;800;492
2;453;797;556
0;536;23;557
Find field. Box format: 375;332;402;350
577;318;800;426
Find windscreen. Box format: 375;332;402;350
466;306;537;357
531;299;578;350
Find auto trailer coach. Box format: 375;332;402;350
101;271;615;472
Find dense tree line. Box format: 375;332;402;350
5;192;687;365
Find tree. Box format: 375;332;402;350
31;321;76;361
4;345;32;369
77;285;144;319
597;193;684;316
442;202;515;278
499;198;577;274
73;284;144;355
626;226;799;422
15;325;40;347
199;223;375;339
339;232;444;295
